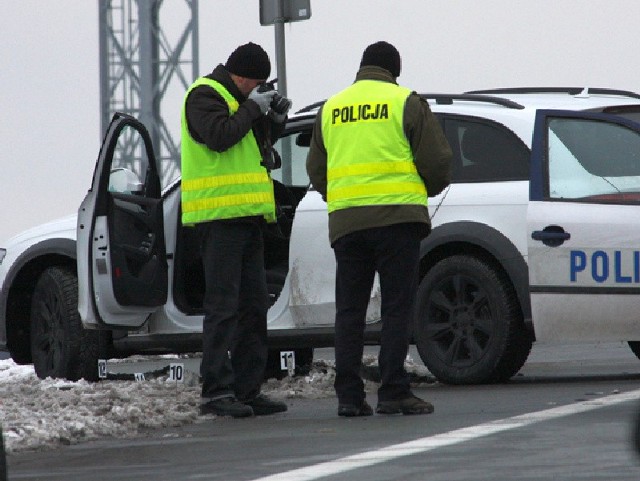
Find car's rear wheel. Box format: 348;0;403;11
414;255;532;384
30;266;101;381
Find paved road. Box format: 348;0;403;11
7;342;640;480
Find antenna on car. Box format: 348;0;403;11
429;185;451;221
575;87;590;98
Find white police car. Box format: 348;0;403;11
2;87;640;384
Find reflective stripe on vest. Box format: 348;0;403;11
180;78;276;225
321;80;427;214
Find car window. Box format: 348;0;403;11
547;117;640;201
597;105;640;124
442;117;529;182
271;129;311;187
107;124;151;195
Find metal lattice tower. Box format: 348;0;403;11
99;0;199;185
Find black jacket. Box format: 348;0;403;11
306;66;453;244
184;64;285;165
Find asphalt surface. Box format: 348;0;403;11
6;342;640;480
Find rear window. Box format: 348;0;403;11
442;117;529;183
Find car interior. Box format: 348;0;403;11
172;129;312;314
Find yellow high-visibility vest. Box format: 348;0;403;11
180;78;276;225
321;80;427;214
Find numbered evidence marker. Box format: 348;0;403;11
280;351;296;376
169;363;185;383
98;359;107;379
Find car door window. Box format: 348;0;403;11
547;118;640;201
443;118;529;182
106;124;152;196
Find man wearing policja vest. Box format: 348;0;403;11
181;42;290;418
307;41;452;417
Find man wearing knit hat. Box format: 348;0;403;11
181;42;291;418
307;41;452;417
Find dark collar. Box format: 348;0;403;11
208;64;246;100
354;65;398;84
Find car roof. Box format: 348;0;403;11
288;87;640;147
291;86;640;118
431;88;640;111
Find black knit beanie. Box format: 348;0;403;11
224;42;271;80
359;41;401;77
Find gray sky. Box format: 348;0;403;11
1;0;639;244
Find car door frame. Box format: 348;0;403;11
528;108;640;341
77;112;167;330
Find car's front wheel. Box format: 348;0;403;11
30;266;101;381
414;255;532;384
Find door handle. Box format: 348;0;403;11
122;233;155;260
531;226;570;247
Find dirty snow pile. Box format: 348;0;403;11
0;355;433;454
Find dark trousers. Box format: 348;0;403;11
197;221;269;401
332;223;421;405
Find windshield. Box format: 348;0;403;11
271;128;312;187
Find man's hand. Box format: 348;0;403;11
248;87;276;114
269;101;291;123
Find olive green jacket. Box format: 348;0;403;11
306;66;453;244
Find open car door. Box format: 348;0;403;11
527;109;640;341
77;113;167;329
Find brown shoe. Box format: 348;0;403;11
376;394;434;415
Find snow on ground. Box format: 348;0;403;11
0;355;433;455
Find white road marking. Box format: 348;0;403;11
250;388;640;481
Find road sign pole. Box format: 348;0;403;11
260;0;311;184
274;0;287;99
274;0;292;184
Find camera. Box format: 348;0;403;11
257;78;292;115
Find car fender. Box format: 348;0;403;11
0;237;77;349
419;220;532;329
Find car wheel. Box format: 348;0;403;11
30;266;101;382
264;348;314;379
414;255;532;384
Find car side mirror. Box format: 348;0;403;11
109;167;143;194
295;132;312;147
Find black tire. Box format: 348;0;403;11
628;341;640;360
30;266;101;382
414;255;532;384
8;338;31;365
264;348;314;380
